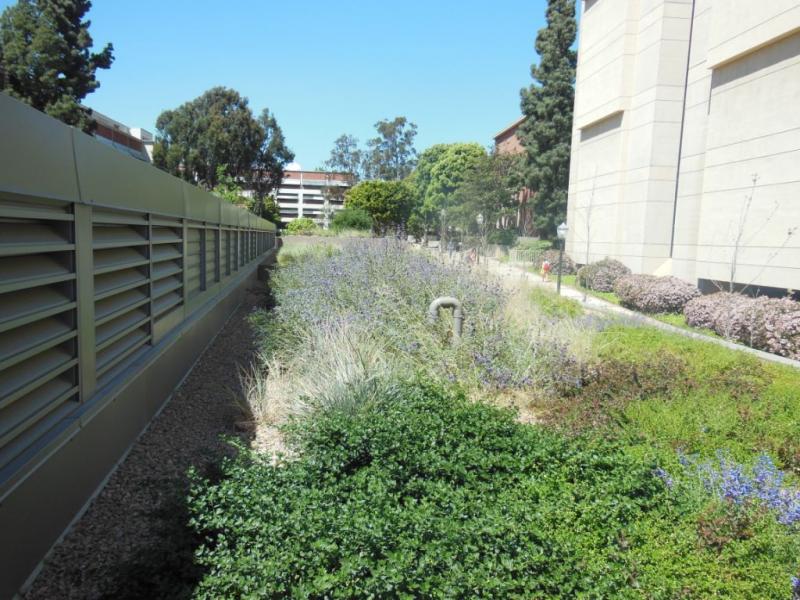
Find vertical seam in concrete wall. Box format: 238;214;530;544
670;0;698;257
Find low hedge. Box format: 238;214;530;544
540;249;576;275
577;258;631;292
614;274;700;314
685;293;800;360
285;217;319;235
188;381;673;598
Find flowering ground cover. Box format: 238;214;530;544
188;240;800;598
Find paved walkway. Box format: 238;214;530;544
433;248;800;370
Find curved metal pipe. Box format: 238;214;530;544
428;296;464;342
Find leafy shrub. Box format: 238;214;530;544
576;258;631;292
685;293;800;360
540;249;576;275
486;228;517;246
189;381;673;598
614;274;700;313
516;238;552;252
331;207;372;231
285;217;318;235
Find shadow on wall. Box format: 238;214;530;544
711;31;800;89
580;111;623;143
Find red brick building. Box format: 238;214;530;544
493;116;534;234
91;110;153;163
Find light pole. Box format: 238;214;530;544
475;213;484;264
440;208;446;255
556;221;568;295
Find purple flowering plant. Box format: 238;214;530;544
259;239;588;393
677;450;800;529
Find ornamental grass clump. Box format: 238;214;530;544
255;239;591;403
576;258;631;292
614;273;700;313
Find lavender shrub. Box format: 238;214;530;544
259;240;589;394
680;451;800;528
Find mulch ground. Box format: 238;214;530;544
24;286;268;600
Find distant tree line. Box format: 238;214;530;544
0;0;577;236
0;0;294;224
318;0;577;241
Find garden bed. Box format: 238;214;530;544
189;240;800;598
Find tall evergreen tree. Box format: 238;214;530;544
0;0;113;132
519;0;577;239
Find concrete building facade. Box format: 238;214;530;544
91;109;154;162
272;164;351;225
567;0;800;293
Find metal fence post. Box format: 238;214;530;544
73;203;96;401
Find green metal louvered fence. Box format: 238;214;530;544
0;93;277;598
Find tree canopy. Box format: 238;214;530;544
519;0;577;239
412;143;487;223
211;165;281;224
345;180;415;233
153;87;293;198
449;152;521;233
0;0;113;132
323;134;363;183
364;117;418;180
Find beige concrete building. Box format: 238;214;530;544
566;0;800;294
271;163;351;225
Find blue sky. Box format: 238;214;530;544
1;0;551;169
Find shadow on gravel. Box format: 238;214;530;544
99;453;232;599
25;285;269;600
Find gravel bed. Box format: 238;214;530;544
24;286;267;600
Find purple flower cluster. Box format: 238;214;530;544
653;467;674;489
792;575;800;599
273;239;504;336
473;349;532;390
682;451;800;527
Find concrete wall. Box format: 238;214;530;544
567;1;800;292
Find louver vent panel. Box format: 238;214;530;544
221;231;231;277
205;228;217;285
186;227;202;297
151;222;184;326
93;213;151;388
0;212;78;472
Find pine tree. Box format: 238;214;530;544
519;0;577;239
0;0;113;132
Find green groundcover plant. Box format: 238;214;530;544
189;380;665;598
189;379;800;598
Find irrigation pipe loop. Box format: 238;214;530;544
428;297;464;344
